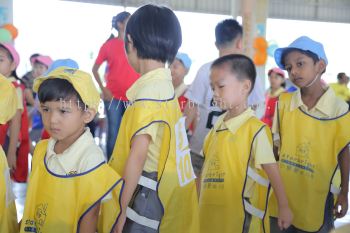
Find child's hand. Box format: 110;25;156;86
7;152;17;172
278;205;293;230
334;192;348;218
113;212;126;233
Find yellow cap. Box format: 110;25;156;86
33;67;100;111
0;74;18;124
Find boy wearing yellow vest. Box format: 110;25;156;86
0;74;19;233
199;54;292;233
270;36;350;233
20;67;124;233
107;4;199;233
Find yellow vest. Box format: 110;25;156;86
269;93;350;232
0;146;18;233
108;98;200;233
200;117;271;233
20;140;124;233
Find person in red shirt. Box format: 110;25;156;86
92;11;139;160
170;52;192;112
261;67;285;128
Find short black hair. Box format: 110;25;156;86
125;4;182;64
337;72;346;80
281;48;326;73
38;79;85;108
215;19;242;47
211;54;256;93
30;53;40;61
112;11;130;31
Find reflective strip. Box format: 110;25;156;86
126;207;160;230
330;184;341;195
138;175;158;191
244;199;265;219
247;167;270;187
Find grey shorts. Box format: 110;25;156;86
190;151;204;177
270;193;334;233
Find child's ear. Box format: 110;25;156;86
242;79;252;95
317;60;326;73
83;108;96;124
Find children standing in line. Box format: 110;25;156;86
199;54;292;233
0;75;19;233
106;4;199;233
20;67;124;233
170;52;192;112
0;43;30;183
270;36;350;233
261;67;285;128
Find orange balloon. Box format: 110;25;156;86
2;24;18;39
254;51;268;66
254;37;268;51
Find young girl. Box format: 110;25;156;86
0;74;19;233
270;36;350;233
0;43;30;183
199;54;292;233
261;67;285;128
105;4;199;233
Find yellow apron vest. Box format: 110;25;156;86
199;117;271;233
107;98;199;233
0;146;18;233
269;93;350;232
20;140;124;233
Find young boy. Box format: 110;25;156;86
270;36;350;233
20;67;124;233
170;52;192;112
199;54;292;233
0;74;19;233
106;4;199;233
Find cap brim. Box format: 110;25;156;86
274;48;286;70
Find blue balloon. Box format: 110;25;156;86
268;44;278;57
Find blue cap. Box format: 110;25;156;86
175;52;192;70
45;59;79;75
274;36;328;70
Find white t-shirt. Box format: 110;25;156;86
185;61;265;155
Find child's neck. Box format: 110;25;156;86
225;103;248;121
300;81;327;110
139;59;165;75
271;86;280;94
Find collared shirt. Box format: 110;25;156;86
174;82;188;98
127;68;174;172
8;77;23;110
272;87;349;145
45;128;106;175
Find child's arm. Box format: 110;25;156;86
183;101;198;130
79;203;100;233
262;163;293;230
334;148;350;218
114;134;151;233
7;109;21;171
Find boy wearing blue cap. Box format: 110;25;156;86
270;36;350;233
170;52;192;112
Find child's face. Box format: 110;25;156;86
0;47;15;77
268;72;284;90
210;65;250;111
40;99;87;145
170;59;187;88
283;51;324;88
33;62;48;78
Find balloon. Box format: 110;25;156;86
268;43;278;57
254;37;268;51
2;24;18;39
254;51;268;66
0;28;12;42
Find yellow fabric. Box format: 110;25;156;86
0;146;18;233
269;92;350;232
0;75;18;124
107;96;199;232
33;67;100;111
329;83;350;101
200;116;271;233
267;87;285;98
8;77;23;110
21;140;124;233
45;128;106;175
174;82;188;98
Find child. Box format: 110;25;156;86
106;4;199;233
20;67;124;233
22;53;40;106
0;75;19;232
0;43;30;183
199;54;292;233
261;67;285;128
170;52;192;112
270;36;350;233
